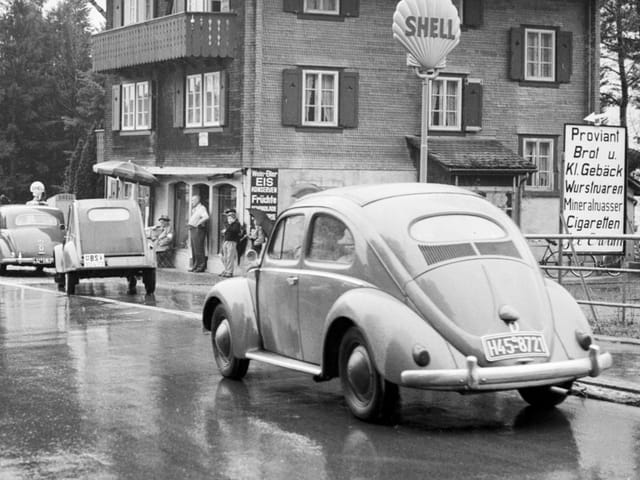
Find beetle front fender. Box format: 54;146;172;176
202;277;260;358
324;288;461;384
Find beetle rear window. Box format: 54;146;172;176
15;213;59;227
87;208;131;222
410;215;506;242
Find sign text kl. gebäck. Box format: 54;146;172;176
562;124;627;253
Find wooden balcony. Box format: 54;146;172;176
92;12;238;72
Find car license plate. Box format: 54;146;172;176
481;332;549;362
83;253;105;267
35;256;53;264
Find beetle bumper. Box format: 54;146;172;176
400;344;612;391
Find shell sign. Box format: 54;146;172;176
392;0;461;71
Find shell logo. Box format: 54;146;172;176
392;0;461;71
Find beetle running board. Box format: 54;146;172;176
245;350;322;376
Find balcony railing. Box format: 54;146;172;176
92;12;238;72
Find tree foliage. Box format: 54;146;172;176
0;0;103;202
74;125;99;199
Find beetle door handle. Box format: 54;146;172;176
286;276;298;286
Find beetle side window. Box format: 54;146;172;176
268;214;305;260
308;214;354;264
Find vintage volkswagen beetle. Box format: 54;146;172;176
202;183;612;421
54;198;156;295
0;204;65;274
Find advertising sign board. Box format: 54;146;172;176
250;168;278;220
562;124;627;253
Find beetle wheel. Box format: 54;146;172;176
142;269;156;294
211;304;249;379
339;327;399;422
518;382;573;409
65;272;77;295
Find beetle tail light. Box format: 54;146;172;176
412;345;430;367
575;330;593;351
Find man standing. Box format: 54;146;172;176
188;195;209;272
220;209;242;277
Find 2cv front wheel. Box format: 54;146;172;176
211;304;249;379
339;327;399;422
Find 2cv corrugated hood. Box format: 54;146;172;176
361;190;556;366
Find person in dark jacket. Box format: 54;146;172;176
220;209;242;277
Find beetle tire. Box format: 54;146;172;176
518;382;573;408
339;327;399;422
211;304;249;379
65;272;77;295
142;269;156;294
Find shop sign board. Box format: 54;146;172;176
562;124;627;253
392;0;461;71
250;168;278;220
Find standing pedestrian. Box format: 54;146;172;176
220;209;242;277
188;195;209;272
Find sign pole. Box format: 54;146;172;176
416;69;439;183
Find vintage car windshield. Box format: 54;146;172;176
13;213;59;228
410;215;506;243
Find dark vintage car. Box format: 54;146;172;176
201;183;612;422
54;198;156;295
0;204;65;274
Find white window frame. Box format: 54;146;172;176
524;28;556;82
123;0;153;25
304;0;339;15
186;0;229;12
121;81;151;131
186;72;222;128
452;0;463;23
302;70;339;127
523;138;555;190
429;77;462;131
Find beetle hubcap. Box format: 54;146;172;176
214;319;232;362
347;345;373;401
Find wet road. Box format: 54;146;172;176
1;275;640;479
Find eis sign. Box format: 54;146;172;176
250;168;278;221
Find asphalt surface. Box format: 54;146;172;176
155;268;640;408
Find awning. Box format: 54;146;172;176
145;166;241;178
405;136;537;174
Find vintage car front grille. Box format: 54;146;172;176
475;240;521;259
418;240;521;265
418;243;476;264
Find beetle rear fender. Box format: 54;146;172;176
545;278;594;359
323;288;460;384
202;277;260;357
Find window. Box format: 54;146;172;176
410;215;506;243
303;70;338;127
186;0;229;12
186;72;223;128
308;214;354;263
282;69;358;128
429;77;462;131
509;27;572;84
451;0;483;27
304;0;338;14
123;0;153;25
121;81;150;131
525;29;555;82
268;215;305;261
523;138;555;190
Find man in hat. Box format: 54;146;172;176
188;195;209;272
220;208;242;277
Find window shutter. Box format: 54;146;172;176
282;69;301;127
173;71;184;128
463;80;483;131
283;0;302;13
113;0;122;28
557;31;573;83
340;0;359;17
509;27;524;81
112;84;121;131
220;70;228;126
463;0;483;27
339;71;359;128
151;80;157;130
